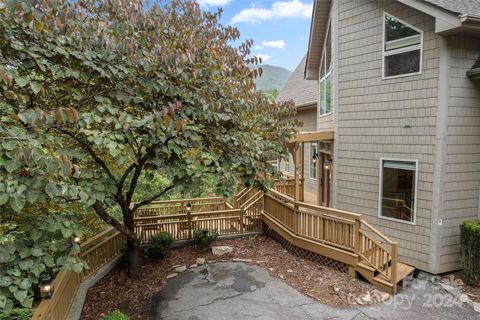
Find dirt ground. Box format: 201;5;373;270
81;235;380;320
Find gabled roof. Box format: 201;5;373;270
276;55;318;108
467;55;480;79
305;0;480;80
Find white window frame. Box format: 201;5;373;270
319;21;333;117
378;158;418;225
284;155;290;173
319;71;332;117
309;143;317;180
382;12;423;80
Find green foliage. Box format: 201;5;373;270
101;310;129;320
0;212;86;312
193;229;218;247
0;308;32;320
460;220;480;286
143;232;174;258
0;0;297;302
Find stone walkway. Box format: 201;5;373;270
155;262;479;320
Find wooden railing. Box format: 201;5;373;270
263;189;398;287
134;194;263;244
32;228;127;320
273;175;303;199
135;197;226;217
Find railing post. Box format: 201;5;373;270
239;209;244;233
293;203;299;234
187;211;192;239
355;217;361;255
391;242;398;293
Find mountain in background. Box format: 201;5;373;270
250;64;292;92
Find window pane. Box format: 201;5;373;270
325;74;332;114
319;80;326;115
385;49;420;77
381;162;416;222
385;15;419;43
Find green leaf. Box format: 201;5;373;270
43;256;55;268
45;181;58;198
15;77;29;88
0;193;8;206
30;81;42;95
10;194;26;212
18;259;33;271
31;247;42;257
26;189;40;204
19;248;31;259
4;160;20;173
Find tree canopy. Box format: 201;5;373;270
0;0;297;311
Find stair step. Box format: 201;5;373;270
374;262;415;284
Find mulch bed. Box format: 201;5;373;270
81;235;379;320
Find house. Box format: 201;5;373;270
276;55;323;204
284;0;480;275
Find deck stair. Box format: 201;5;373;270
260;188;416;294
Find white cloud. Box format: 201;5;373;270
256;54;272;63
231;0;312;24
255;45;264;50
197;0;232;7
262;40;286;49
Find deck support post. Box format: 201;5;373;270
294;143;301;202
391;242;398;293
300;142;305;202
354;217;361;256
239;209;244;233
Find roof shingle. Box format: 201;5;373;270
422;0;480;17
276;55;318;108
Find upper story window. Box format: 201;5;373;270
319;23;332;116
383;13;423;79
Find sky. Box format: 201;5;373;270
198;0;314;71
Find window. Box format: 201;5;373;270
379;159;417;223
284;155;290;173
309;143;317;179
319;23;332;116
383;13;423;78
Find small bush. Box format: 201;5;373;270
247;235;257;248
101;310;129;320
460;220;480;286
193;228;218;247
143;231;174;258
0;308;32;320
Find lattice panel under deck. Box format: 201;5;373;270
264;224;348;274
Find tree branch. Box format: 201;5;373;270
55;128;118;184
92;201;133;239
132;180;179;211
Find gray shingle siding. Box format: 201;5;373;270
335;0;441;271
440;37;480;272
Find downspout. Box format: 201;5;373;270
429;36;450;274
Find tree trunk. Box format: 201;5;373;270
126;237;140;278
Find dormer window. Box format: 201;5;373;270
382;13;423;79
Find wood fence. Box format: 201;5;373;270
32;228;127;320
135;197;226;217
134;193;263;244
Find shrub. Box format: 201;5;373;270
193;229;218;247
143;232;174;258
460;220;480;286
101;310;129;320
0;308;32;320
